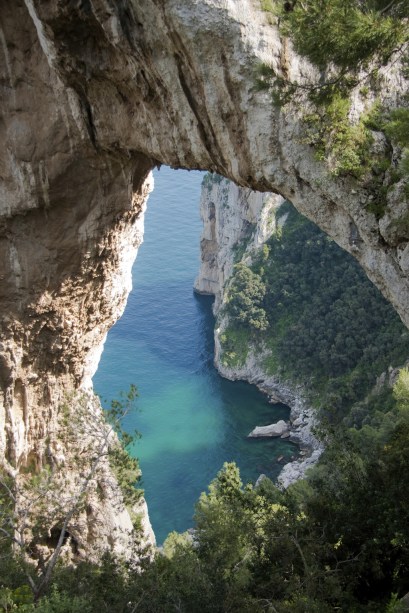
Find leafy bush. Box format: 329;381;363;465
277;0;407;74
259;0;409;188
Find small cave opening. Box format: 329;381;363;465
43;526;79;556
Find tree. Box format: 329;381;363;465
258;0;409;101
0;387;142;602
227;264;269;331
279;0;408;73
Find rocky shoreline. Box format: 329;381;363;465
214;338;324;489
248;406;324;489
193;172;324;489
254;389;323;490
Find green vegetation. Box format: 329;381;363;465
4;369;409;611
257;0;409;207
384;107;409;191
221;202;409;421
219;325;251;368
225;263;268;331
277;0;408;76
106;385;144;510
259;0;409;99
301;96;382;178
0;388;143;604
232;225;256;263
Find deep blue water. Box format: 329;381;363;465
93;167;297;544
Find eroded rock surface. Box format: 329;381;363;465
194;175;283;310
0;0;408;554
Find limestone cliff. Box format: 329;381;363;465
195;174;322;485
194;175;283;311
0;0;408;555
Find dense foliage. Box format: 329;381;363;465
258;0;409;100
225;264;268;331
257;0;409;210
278;0;408;75
221;202;409;423
3;369;409;612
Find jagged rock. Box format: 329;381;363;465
0;0;408;559
278;450;324;489
248;420;289;438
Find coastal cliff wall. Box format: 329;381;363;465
195;174;322;485
196;174;409;486
194;175;283;311
0;0;408;554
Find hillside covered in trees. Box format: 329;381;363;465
220;201;409;427
3;369;409;611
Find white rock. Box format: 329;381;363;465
278;449;324;489
255;474;268;487
248;419;289;438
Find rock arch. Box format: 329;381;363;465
0;0;408;553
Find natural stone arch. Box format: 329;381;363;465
0;0;408;554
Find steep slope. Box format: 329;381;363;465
0;0;408;555
195;175;323;484
194;175;283;310
196;174;409;484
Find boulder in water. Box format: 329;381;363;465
248;420;289;438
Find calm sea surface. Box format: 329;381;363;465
93;166;297;543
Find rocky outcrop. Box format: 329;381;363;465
248;420;289;438
0;1;159;556
0;0;408;554
215;340;323;487
194;175;283;310
0;0;156;549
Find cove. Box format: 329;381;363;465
93;166;297;544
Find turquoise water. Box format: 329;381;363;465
93;167;297;544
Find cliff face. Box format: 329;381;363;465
196;174;322;485
0;0;408;554
194;175;283;311
0;0;156;553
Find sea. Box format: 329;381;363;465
93;166;297;544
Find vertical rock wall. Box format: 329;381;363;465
195;174;322;486
194;174;283;312
0;0;156;558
